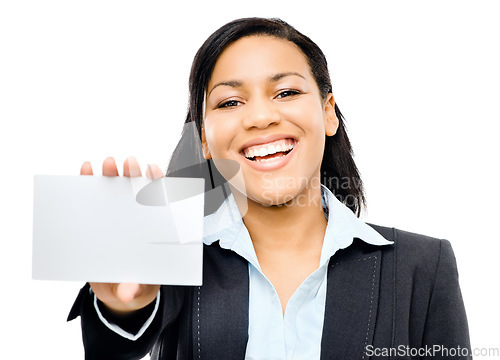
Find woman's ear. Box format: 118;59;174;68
324;93;339;136
201;125;212;160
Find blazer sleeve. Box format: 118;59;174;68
421;239;472;359
67;283;185;360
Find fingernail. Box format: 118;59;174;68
127;156;141;177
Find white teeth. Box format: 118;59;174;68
243;138;295;159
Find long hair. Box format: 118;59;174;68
166;17;366;216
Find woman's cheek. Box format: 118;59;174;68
278;100;312;123
204;120;235;159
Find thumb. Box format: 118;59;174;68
116;283;140;303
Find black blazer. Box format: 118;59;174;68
68;224;472;359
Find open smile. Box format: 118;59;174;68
240;137;297;171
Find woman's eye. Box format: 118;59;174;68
218;100;241;108
276;90;300;99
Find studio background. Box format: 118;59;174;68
1;1;498;358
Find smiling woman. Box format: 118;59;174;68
69;17;472;360
202;36;338;210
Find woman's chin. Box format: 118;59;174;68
248;189;303;208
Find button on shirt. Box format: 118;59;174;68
95;184;393;360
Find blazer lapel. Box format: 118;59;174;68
196;242;249;360
320;240;382;360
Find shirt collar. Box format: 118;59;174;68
319;184;393;264
203;185;393;270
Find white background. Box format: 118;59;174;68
1;0;499;358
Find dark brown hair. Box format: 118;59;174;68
167;17;366;216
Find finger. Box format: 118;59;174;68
80;161;94;175
123;156;142;177
102;157;119;177
116;282;140;303
145;164;165;180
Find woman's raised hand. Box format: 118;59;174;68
81;156;163;314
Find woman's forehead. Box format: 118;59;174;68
207;36;312;88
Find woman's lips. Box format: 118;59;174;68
240;139;298;171
239;134;297;153
242;138;295;159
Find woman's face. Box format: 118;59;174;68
202;35;338;206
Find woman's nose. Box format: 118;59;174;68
242;96;280;129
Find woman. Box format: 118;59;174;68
69;18;471;359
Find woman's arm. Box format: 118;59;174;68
67;157;185;359
421;239;472;359
68;283;185;360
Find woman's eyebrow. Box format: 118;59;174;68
208;80;243;96
269;72;306;83
208;72;306;96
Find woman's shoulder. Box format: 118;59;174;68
367;223;457;276
369;223;448;249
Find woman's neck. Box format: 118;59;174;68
233;180;328;255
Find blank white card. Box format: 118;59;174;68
32;175;205;285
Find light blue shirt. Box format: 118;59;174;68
95;184;393;359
